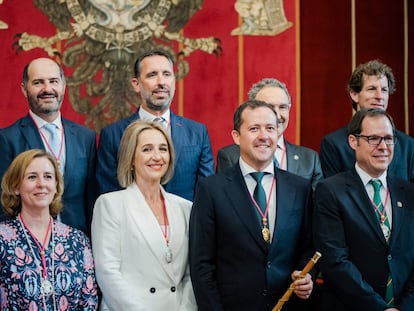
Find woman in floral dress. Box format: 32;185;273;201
0;149;98;310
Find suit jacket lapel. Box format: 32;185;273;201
126;184;178;282
169;112;183;161
271;170;299;248
225;166;269;252
346;170;388;246
20;114;44;149
388;179;406;247
285;142;299;174
162;187;187;275
61;119;75;179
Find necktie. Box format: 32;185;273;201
250;172;267;213
43;123;60;156
153;117;167;128
369;179;394;306
274;156;280;168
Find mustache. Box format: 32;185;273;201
153;85;170;91
38;91;57;98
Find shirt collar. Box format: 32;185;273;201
355;163;388;188
239;157;275;177
139;107;170;124
29;110;62;129
277;135;285;150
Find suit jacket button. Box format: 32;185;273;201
170;286;176;292
262;289;268;296
150;287;156;293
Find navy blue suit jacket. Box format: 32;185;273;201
190;164;314;311
314;169;414;310
320;126;414;181
216;142;323;190
96;110;214;201
0;114;97;234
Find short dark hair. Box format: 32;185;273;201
22;59;65;88
233;99;278;132
348;108;395;136
348;60;396;110
133;49;175;78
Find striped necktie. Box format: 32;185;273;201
369;179;394;307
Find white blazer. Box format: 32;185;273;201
92;183;197;311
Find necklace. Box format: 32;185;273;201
370;187;391;240
19;215;57;311
249;176;276;243
160;195;173;263
370;187;390;223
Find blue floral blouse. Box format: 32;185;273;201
0;218;98;310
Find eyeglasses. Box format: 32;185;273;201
355;134;396;146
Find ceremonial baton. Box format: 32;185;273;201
272;251;322;311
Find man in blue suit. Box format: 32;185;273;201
0;58;96;234
190;100;314;311
320;60;414;181
314;108;414;310
216;78;322;190
96;49;214;201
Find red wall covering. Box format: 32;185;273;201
0;1;299;165
301;0;414;152
1;1;412;160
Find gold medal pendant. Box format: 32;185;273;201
262;227;270;243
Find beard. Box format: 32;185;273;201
142;87;174;112
144;98;172;111
27;91;63;115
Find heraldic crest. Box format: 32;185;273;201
14;0;222;131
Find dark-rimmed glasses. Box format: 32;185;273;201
355;134;396;146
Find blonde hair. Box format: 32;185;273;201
1;149;64;217
117;120;175;188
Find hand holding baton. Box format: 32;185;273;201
272;251;322;311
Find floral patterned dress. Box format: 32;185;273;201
0;218;98;310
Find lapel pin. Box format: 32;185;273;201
397;201;403;208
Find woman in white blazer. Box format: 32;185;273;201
92;120;197;311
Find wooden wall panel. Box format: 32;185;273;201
300;0;352;151
300;0;413;152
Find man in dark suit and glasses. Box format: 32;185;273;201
320;60;414;181
314;108;414;310
190;99;314;311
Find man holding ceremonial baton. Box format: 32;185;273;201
189;100;315;311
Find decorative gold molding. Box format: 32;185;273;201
0;0;8;30
231;0;292;36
